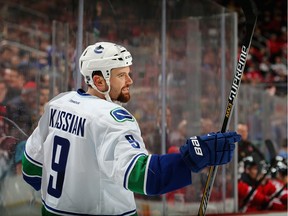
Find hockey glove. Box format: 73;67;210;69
180;131;241;173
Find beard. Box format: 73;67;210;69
116;91;131;103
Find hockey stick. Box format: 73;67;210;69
197;1;258;215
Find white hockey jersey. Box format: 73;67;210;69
23;89;148;215
22;89;192;216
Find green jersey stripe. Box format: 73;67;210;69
22;152;42;176
128;155;149;194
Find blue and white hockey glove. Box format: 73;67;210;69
180;131;241;173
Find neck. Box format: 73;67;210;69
86;87;105;99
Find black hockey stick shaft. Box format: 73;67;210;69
198;1;258;215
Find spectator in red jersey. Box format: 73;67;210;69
266;33;283;58
244;63;264;85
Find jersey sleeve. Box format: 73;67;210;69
125;153;192;195
95;107;192;196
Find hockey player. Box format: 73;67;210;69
22;42;241;216
260;157;287;210
238;156;268;212
238;156;286;213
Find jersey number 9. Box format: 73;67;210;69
47;135;70;198
125;135;140;149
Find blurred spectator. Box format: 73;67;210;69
0;146;10;180
0;138;39;212
237;123;265;164
0;78;9;137
38;84;50;116
18;63;37;83
92;1;103;38
14;140;26;175
0;45;13;69
39;84;50;105
244;63;264;85
265;84;277;96
3;65;29;100
259;56;272;77
270;55;287;96
0;136;18;180
169;119;187;151
271;56;287;77
0;78;9;107
40;72;50;87
200;117;216;134
266;33;283;58
6;81;37;140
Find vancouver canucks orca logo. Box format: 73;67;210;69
94;45;104;54
110;108;134;122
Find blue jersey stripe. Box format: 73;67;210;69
22;173;42;191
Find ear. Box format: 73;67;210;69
93;75;106;91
